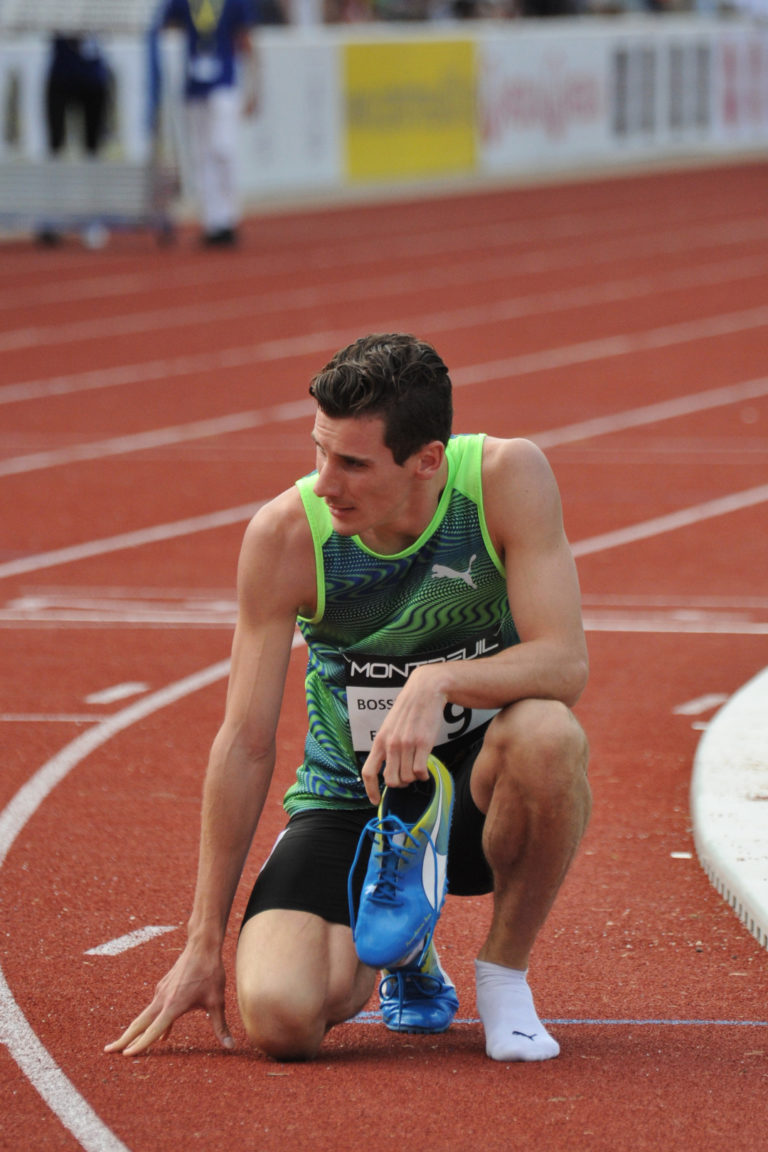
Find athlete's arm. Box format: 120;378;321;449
361;437;588;802
106;490;315;1055
468;435;588;705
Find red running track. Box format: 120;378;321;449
1;161;767;1151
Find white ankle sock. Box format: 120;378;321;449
475;960;560;1062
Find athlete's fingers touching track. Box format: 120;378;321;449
105;996;233;1057
104;1003;178;1057
104;950;234;1056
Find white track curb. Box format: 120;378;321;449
691;666;768;950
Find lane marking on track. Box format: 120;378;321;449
582;618;768;635
2;325;768;479
0;662;231;1152
1;242;766;357
351;1013;768;1027
572;482;768;558
545;1018;768;1026
0;639;307;1152
0;968;130;1152
2;480;766;587
3;199;768;352
84;683;150;705
0;405;316;478
673;694;730;716
0;713;103;723
1;375;767;584
582;595;768;637
581;594;768;609
1;198;763;319
531;376;768;451
0;659;231;872
85;926;178;956
0;502;265;582
3;601;768;635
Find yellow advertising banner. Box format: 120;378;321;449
344;39;476;182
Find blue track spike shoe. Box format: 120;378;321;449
380;937;459;1034
349;754;454;970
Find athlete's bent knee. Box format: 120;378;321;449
495;699;587;771
239;987;325;1062
476;699;589;812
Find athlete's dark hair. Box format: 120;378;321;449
308;333;453;465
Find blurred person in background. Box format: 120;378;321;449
155;0;259;247
38;33;112;248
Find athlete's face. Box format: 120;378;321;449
311;411;439;551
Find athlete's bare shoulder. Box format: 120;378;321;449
481;433;551;472
239;486;317;618
481;435;560;499
480;436;566;554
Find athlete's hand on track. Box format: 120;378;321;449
104;946;233;1056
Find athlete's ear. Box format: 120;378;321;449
413;440;445;479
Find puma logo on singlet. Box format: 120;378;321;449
431;555;477;589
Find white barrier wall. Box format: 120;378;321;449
243;18;768;198
1;18;766;200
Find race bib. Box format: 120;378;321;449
344;630;503;759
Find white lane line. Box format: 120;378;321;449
2;240;766;356
0;714;102;723
85;926;177;956
0;969;130;1152
673;694;730;716
0;613;234;628
84;683;149;705
3;590;768;633
0;501;265;581
1;349;766;483
0;355;216;408
0;197;749;316
0;660;232;1152
0;637;306;1150
2;376;767;583
3;614;768;636
0;659;230;872
0;403;316;478
581;594;768;609
582;618;768;635
572;483;768;559
531;376;768;451
450;307;768;391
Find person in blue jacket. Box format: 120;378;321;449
158;0;258;246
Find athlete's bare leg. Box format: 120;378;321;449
470;698;590;1060
237;909;376;1060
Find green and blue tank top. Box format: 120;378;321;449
284;433;519;814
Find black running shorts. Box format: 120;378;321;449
241;740;493;931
